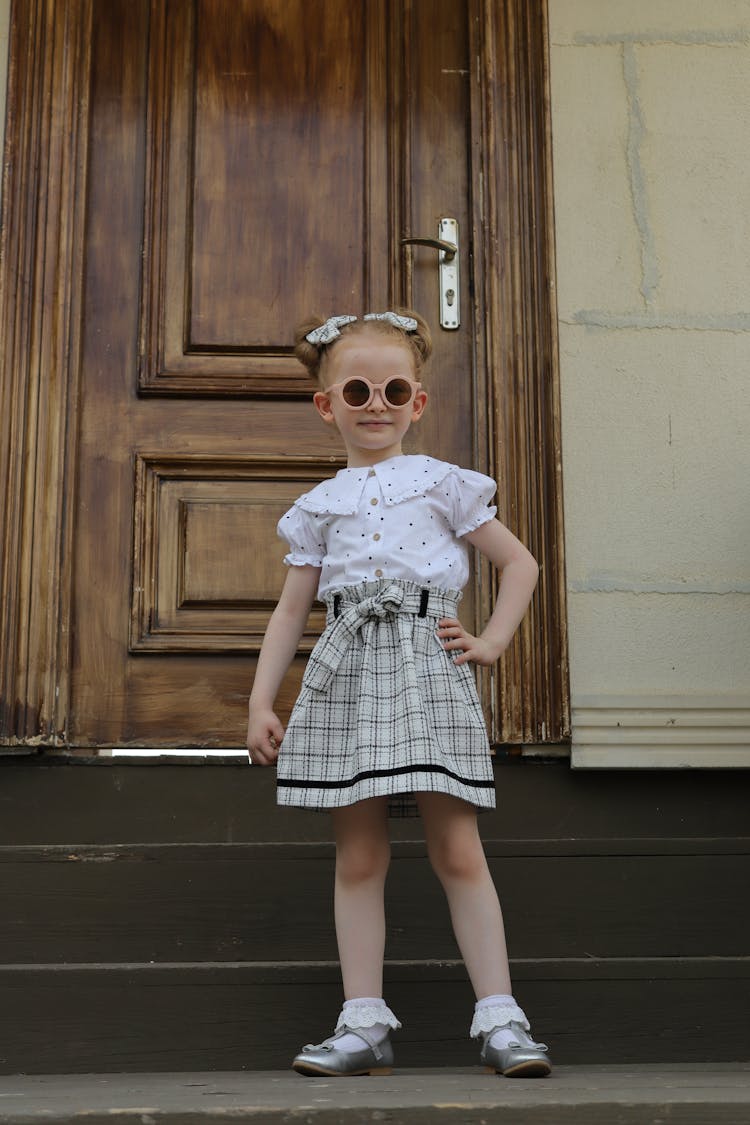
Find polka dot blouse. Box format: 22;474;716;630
278;454;497;597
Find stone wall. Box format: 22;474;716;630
548;0;750;763
0;0;9;191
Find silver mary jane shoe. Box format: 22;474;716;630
480;1021;552;1078
292;1027;394;1077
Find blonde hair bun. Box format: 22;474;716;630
294;309;432;383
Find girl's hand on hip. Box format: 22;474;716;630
246;707;284;765
437;617;503;667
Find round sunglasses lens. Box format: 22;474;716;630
385;378;414;406
341;379;371;407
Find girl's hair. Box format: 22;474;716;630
294;309;432;383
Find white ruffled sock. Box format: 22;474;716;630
471;993;531;1050
333;997;401;1053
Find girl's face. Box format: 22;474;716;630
313;332;428;467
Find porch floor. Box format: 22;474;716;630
0;1065;748;1125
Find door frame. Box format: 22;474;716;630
0;0;568;749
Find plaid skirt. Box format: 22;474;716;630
276;578;496;813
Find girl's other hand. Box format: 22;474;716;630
436;617;504;667
246;707;284;765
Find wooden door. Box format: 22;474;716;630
0;0;567;751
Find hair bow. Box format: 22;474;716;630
363;312;418;332
305;311;418;347
305;315;357;347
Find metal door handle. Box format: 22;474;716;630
400;236;457;261
400;218;460;330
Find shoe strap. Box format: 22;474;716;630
342;1024;385;1059
326;1024;385;1060
484;1022;549;1052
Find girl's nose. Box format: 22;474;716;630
368;388;389;412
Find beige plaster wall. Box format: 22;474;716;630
0;0;9;190
548;0;750;763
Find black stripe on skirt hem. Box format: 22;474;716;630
277;763;495;791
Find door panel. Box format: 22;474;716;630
141;0;386;393
129;455;330;652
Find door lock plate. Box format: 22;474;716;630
438;218;459;330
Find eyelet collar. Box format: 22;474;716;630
295;455;453;515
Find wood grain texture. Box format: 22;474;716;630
1;0;568;749
130;455;343;651
139;0;389;395
0;0;92;746
469;0;569;744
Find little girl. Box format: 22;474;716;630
246;309;551;1079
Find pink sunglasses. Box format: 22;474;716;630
324;375;422;410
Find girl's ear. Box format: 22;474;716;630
410;388;428;422
313;390;335;423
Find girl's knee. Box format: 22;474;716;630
332;797;390;884
336;836;391;884
428;829;488;884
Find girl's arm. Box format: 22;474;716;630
246;564;321;764
437;519;539;666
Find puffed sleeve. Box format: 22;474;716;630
277;504;326;568
445;467;498;537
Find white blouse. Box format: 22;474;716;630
277;454;497;597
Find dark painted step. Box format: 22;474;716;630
3;757;750;847
2;841;748;963
1;959;749;1074
1;758;749;1076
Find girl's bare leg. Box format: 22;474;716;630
416;791;512;998
330;796;391;999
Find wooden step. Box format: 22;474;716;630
2;840;749;963
2;758;749;1076
1;959;749;1074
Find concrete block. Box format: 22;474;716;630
567;591;749;696
637;44;750;316
0;0;11;165
550;46;641;317
549;0;750;45
558;324;750;585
